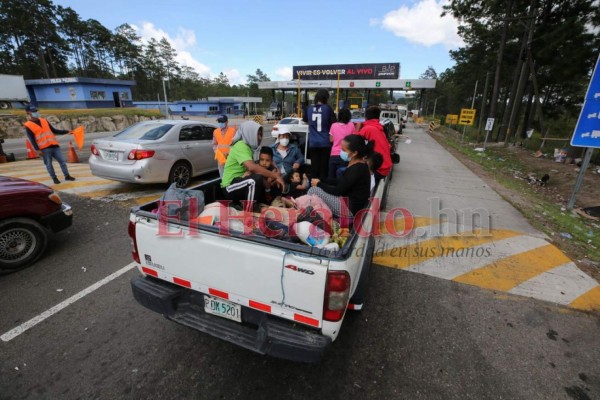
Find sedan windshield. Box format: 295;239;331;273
114;123;174;140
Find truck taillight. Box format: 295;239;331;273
323;271;350;322
90;144;99;156
128;150;155;160
128;219;140;263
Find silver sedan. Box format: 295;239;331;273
89;120;218;187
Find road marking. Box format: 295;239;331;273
0;262;136;342
406;235;549;280
509;263;599;305
373;229;520;269
569;286;600;311
452;244;571;291
373;216;600;311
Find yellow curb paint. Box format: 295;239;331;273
134;195;162;205
452;244;571;291
569;286;600;311
373;229;521;269
378;216;437;235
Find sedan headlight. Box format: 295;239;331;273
48;192;63;205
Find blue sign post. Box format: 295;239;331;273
567;55;600;209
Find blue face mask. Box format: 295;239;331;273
218;122;226;129
340;150;350;162
31;112;40;118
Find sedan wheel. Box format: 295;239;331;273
169;162;192;188
0;218;48;273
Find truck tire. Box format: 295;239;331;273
0;218;48;274
168;161;192;188
0;101;11;110
349;235;375;307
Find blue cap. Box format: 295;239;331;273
25;105;38;113
216;115;228;123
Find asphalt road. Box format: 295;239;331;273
0;123;598;399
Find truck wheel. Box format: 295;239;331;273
169;161;192;188
0;101;11;110
0;218;48;274
349;235;375;308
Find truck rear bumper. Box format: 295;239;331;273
131;275;331;363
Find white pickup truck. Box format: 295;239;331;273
129;177;387;362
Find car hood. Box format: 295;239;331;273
0;176;53;195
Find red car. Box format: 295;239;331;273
0;176;73;273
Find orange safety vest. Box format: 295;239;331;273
23;118;59;150
213;125;236;165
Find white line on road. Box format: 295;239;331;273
1;262;137;343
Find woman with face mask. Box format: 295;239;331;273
308;134;373;219
270;126;305;177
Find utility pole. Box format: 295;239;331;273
488;0;514;129
505;0;536;146
478;71;491;138
461;80;478;144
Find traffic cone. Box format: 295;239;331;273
72;126;85;150
67;141;79;163
26;140;39;159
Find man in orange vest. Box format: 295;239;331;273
23;105;76;184
211;115;236;177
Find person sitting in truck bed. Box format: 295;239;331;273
357;106;392;180
307;134;372;220
270;125;305;178
221;121;285;210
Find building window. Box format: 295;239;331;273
54;87;60;94
208;105;218;114
120;91;130;100
90;91;106;100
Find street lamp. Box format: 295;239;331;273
162;77;169;118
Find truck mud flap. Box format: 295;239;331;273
131;275;331;363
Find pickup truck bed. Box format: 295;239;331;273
129;177;385;362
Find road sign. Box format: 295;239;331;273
375;81;381;87
571;55;600;148
405;81;411;88
485;117;495;131
445;114;458;124
459;108;476;125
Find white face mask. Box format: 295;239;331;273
279;138;289;147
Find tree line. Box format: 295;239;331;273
420;0;600;144
0;0;270;103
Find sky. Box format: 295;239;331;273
53;0;463;84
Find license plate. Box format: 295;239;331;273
104;151;118;161
204;295;242;323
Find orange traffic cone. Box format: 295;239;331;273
26;140;39;159
67;141;79;163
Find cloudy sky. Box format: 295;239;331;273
54;0;462;84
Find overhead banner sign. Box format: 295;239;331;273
459;108;476;125
293;63;400;81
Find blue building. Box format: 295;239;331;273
133;97;262;117
25;77;136;109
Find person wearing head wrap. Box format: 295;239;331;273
221;121;285;207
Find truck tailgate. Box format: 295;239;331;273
134;216;329;328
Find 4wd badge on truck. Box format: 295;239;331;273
284;265;314;275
